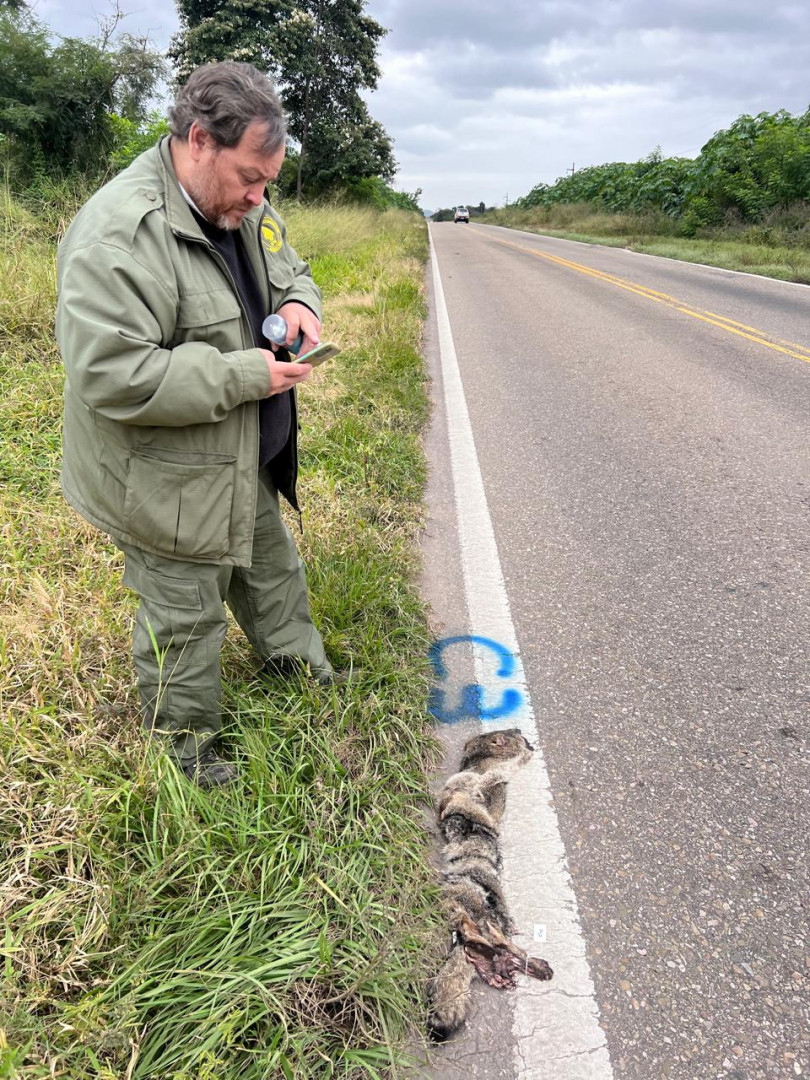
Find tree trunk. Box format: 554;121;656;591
296;0;323;201
296;74;311;201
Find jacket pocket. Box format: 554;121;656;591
124;449;236;559
264;252;295;291
173;290;244;350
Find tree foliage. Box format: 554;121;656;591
341;176;422;211
170;0;396;198
109;111;170;171
0;6;165;181
517;108;810;236
169;0;287;81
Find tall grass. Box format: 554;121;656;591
0;183;441;1078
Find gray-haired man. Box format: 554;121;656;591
56;62;336;788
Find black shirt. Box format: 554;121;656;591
191;208;291;466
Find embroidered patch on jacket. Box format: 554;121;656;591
261;217;283;254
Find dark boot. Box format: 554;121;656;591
261;654;305;680
262;656;352;686
181;748;238;789
311;666;352;686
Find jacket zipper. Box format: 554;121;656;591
169;218;301;516
256;217;301;515
171;226;261;549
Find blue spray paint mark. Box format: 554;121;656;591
429;634;523;724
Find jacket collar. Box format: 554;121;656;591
156;135;265;240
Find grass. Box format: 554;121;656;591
481;203;810;283
0;184;443;1078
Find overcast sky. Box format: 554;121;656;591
31;0;810;212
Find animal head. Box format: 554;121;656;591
459;729;533;774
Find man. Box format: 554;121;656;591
56;61;337;789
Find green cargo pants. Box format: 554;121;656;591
119;469;330;764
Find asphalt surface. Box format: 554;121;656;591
420;223;809;1079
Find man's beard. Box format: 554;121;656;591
186;172;241;231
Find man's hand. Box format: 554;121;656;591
275;302;321;357
261;351;312;395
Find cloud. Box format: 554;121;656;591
372;0;567;52
34;0;178;47
27;0;810;209
365;0;810;207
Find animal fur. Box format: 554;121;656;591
427;729;553;1040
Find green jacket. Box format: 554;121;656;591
56;137;321;566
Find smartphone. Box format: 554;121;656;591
295;342;341;367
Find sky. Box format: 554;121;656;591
30;0;810;213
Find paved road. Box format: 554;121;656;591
420;223;809;1079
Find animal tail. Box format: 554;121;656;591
427;943;476;1041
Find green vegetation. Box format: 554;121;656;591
0;185;440;1078
0;5;165;183
1;1;432;1065
341;177;423;213
515;110;810;231
1;1;417;208
483;107;810;282
482;202;810;283
171;0;394;200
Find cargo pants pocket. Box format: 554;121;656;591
121;549;225;762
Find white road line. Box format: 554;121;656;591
430;230;615;1079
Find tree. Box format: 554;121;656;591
170;0;395;198
97;4;167;124
513;106;810;235
169;0;287;82
690;110;810;220
0;9;114;177
0;5;165;181
273;0;388;197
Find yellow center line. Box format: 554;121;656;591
493;237;810;364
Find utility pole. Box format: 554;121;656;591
566;163;576;177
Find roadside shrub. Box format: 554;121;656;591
678;195;723;237
762;201;810;236
343;175;422;212
513;106;810;241
109;112;169;172
0;7;164;186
